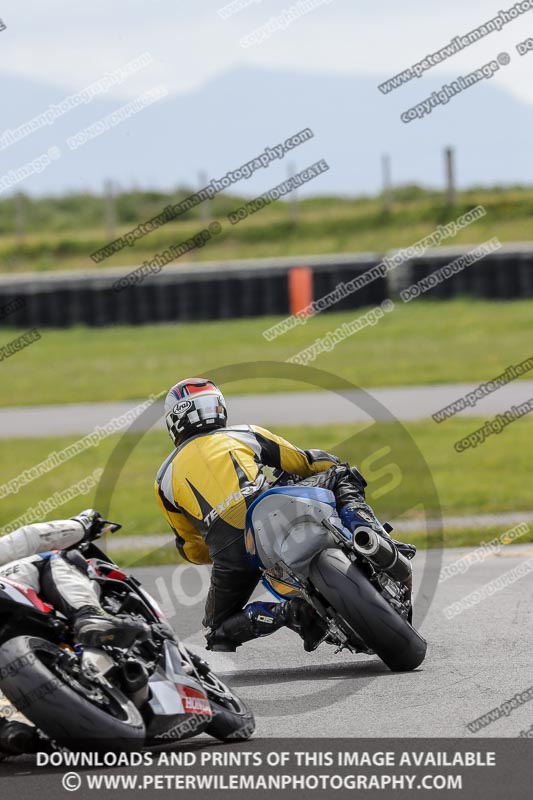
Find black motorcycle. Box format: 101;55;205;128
245;472;427;671
0;522;254;753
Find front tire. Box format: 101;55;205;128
207;698;255;741
189;654;255;741
309;548;427;671
0;636;145;750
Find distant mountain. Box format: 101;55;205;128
0;66;530;197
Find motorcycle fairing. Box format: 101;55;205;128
145;640;212;739
245;486;338;578
0;576;53;614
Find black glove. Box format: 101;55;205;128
70;509;107;543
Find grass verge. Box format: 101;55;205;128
2;187;533;272
1;300;532;406
0;419;531;567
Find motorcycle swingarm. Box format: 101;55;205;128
273;565;369;655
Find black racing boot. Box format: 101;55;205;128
283;597;327;652
206;599;326;653
381;522;417;561
206;601;288;651
73;606;150;648
390;538;417;560
0;719;39;756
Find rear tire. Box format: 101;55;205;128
0;636;145;750
309;548;427;671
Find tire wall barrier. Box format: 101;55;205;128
0;248;531;328
403;250;533;300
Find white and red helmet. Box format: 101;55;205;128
164;378;227;445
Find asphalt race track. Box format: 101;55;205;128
1;543;532;794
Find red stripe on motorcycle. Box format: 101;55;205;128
107;569;127;581
0;576;53;613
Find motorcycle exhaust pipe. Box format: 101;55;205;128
353;527;411;583
121;660;150;707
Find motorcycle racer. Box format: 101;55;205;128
156;378;415;654
0;509;148;755
0;510;146;647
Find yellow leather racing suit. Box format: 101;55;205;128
155;424;338;635
155;424;338;564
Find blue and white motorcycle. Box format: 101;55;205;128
245;476;427;671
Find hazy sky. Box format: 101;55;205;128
3;0;533;104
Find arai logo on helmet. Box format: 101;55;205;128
174;400;192;415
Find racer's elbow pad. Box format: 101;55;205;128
305;449;340;466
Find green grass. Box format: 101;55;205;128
407;525;533;551
1;300;532;406
0;420;531;557
2;186;533;273
112;546;183;568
